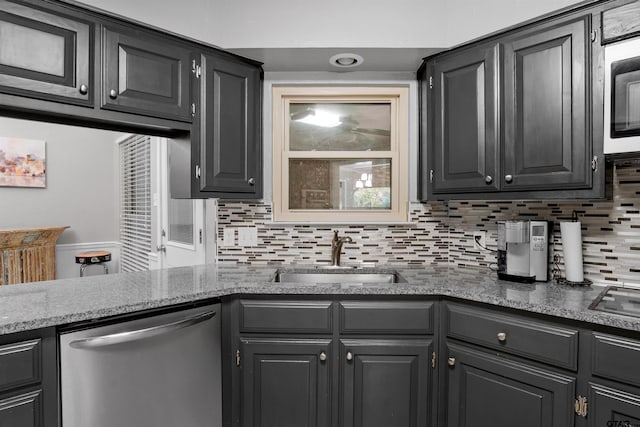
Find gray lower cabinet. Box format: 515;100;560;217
0;0;92;106
443;343;575;427
0;328;57;427
340;339;434;427
240;338;332;427
230;299;436;427
587;332;640;426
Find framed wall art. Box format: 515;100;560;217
0;137;46;188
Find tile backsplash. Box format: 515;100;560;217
217;160;640;286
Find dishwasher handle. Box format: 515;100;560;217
69;310;216;349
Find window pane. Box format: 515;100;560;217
168;198;194;245
289;103;391;151
288;159;391;210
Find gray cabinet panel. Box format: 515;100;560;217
340;339;433;427
602;1;640;43
430;44;500;194
198;53;262;197
240;300;333;334
0;339;40;393
444;343;575;427
102;24;191;121
339;301;434;335
0;390;42;427
241;338;331;427
503;15;590;190
588;383;640;427
592;333;640;388
0;0;92;105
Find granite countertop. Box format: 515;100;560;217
0;264;638;335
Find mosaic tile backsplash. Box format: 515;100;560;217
217;160;640;286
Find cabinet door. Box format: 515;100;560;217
0;0;92;105
241;338;331;427
503;15;590;190
444;343;575;427
197;53;262;197
340;339;434;427
588;383;640;427
102;25;191;121
428;44;500;194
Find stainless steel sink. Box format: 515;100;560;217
273;269;406;284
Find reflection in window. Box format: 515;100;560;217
289;103;391;151
289;159;391;210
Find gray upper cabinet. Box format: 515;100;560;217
420;10;604;200
194;52;262;198
426;44;500;195
0;0;92;106
502;15;590;191
101;24;192;121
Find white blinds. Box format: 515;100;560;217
119;135;151;272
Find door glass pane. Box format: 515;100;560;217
168;198;194;244
289;103;391;151
288;159;391;210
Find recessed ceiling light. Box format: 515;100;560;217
330;53;363;68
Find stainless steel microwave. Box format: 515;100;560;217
605;37;640;154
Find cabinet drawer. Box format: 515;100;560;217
240;300;333;334
0;339;41;393
445;303;578;370
0;389;42;427
592;332;640;388
339;301;434;334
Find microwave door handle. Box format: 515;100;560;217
69;310;216;349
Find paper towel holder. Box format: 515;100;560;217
553;212;593;287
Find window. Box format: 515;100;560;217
272;86;409;222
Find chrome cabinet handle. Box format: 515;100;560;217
109;89;118;99
497;332;507;342
69;310;216;349
447;357;456;366
505;174;513;183
79;84;88;95
248;177;256;186
319;351;327;362
346;351;353;361
485;176;493;184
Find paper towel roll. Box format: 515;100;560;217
560;221;584;282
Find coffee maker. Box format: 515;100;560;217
497;220;550;282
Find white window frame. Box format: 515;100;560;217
272;86;409;223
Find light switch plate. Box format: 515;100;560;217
238;227;258;247
222;228;236;247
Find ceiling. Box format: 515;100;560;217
229;48;443;73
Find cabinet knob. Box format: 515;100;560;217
248;177;256;186
319;351;327;362
79;84;88;95
447;357;456;366
497;332;507;342
485;175;493;184
505;174;513;183
109;89;118;99
346;351;353;361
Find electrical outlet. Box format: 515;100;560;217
473;231;486;250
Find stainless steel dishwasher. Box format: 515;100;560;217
59;303;221;427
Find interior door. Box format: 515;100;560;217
158;138;205;268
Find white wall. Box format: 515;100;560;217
74;0;583;49
0;117;122;245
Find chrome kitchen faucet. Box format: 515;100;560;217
331;230;353;267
